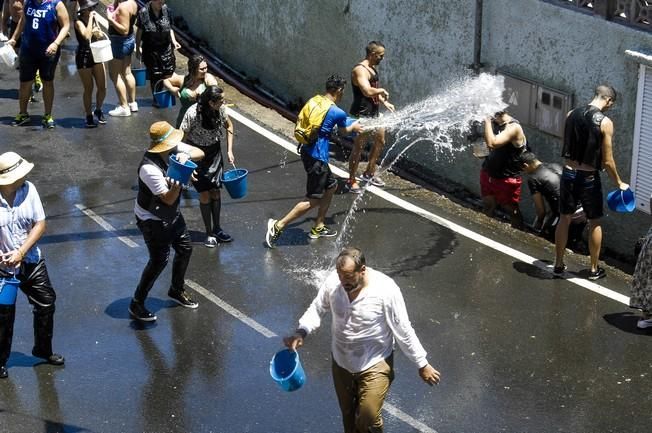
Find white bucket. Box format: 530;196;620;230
90;32;112;63
0;44;17;68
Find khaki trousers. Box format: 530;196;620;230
332;354;394;433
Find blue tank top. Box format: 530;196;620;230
22;0;61;55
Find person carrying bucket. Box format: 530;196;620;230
135;0;180;106
283;247;441;433
74;0;107;127
179;86;235;246
265;75;363;248
129;121;204;322
553;84;629;281
7;0;70;128
0;151;65;379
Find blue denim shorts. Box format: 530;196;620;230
109;34;135;60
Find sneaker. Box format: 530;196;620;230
12;113;31;126
128;102;139;112
31;349;65;366
128;300;157;322
265;218;283;248
94;108;107;124
553;264;567;276
587;267;606;281
33;73;42;93
309;225;338;239
85;114;97;128
108;106;131;117
214;229;233;243
204;235;217;248
361;172;385;187
29;94;39;103
168;289;199;309
345;179;363;194
42;114;55;129
636;318;652;329
0;365;7;379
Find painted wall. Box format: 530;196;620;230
168;0;652;259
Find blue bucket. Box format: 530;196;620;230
221;168;248;199
133;67;147;87
0;276;20;305
153;80;174;109
167;154;197;185
607;188;636;213
270;349;306;392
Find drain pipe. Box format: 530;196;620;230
133;0;297;121
471;0;484;73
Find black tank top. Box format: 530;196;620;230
561;105;604;170
482;120;526;178
350;64;380;117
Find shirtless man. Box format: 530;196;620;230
346;41;395;193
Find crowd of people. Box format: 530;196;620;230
1;2;650;431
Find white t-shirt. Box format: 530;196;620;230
298;268;429;373
134;144;193;221
0;181;45;266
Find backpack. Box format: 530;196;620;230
294;95;334;147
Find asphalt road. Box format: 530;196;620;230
0;43;649;433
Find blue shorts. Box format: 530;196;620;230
559;167;603;219
109;34;135;60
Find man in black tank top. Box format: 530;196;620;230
346;41;395;193
480;111;527;228
553;84;629;281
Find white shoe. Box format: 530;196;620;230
108;106;131;117
204;236;217;248
360;173;385;187
129;102;138;112
637;318;652;329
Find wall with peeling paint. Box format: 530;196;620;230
168;0;652;259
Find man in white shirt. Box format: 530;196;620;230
130;121;204;322
284;247;441;433
0;151;64;379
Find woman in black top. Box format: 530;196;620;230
135;0;180;106
74;0;107;127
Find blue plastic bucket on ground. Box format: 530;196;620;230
153;80;174;108
167;155;197;185
270;349;306;392
607;188;636;213
221;168;248;199
0;276;20;305
133;67;147;87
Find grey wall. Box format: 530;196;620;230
168;0;652;259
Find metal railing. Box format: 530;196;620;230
548;0;651;32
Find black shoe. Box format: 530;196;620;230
588;267;606;281
31;349;65;366
0;365;7;379
168;289;199;309
129;300;157;322
94;108;107;124
85;114;97;128
214;229;233;243
553;264;567;276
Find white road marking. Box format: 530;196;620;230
384;402;440;433
226;108;631;307
74;204;139;248
185;280;278;338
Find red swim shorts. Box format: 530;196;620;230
480;169;522;206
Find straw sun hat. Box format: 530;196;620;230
148;121;184;153
0;152;34;185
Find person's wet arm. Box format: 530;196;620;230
484;118;518;149
225;116;234;164
7;12;24;45
107;5;129;35
135;27;142;59
46;1;70;56
352;66;389;99
600;118;628;190
531;192;546;230
2;220;45;267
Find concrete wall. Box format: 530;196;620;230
168;0;652;259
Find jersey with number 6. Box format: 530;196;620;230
21;0;61;56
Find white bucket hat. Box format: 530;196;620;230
0;152;34;185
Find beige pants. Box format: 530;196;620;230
332;354;394;433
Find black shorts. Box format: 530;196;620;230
76;48;97;70
559;167;603;219
19;50;60;82
301;150;337;199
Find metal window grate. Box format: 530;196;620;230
546;0;652;32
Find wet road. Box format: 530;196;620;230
0;45;650;433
